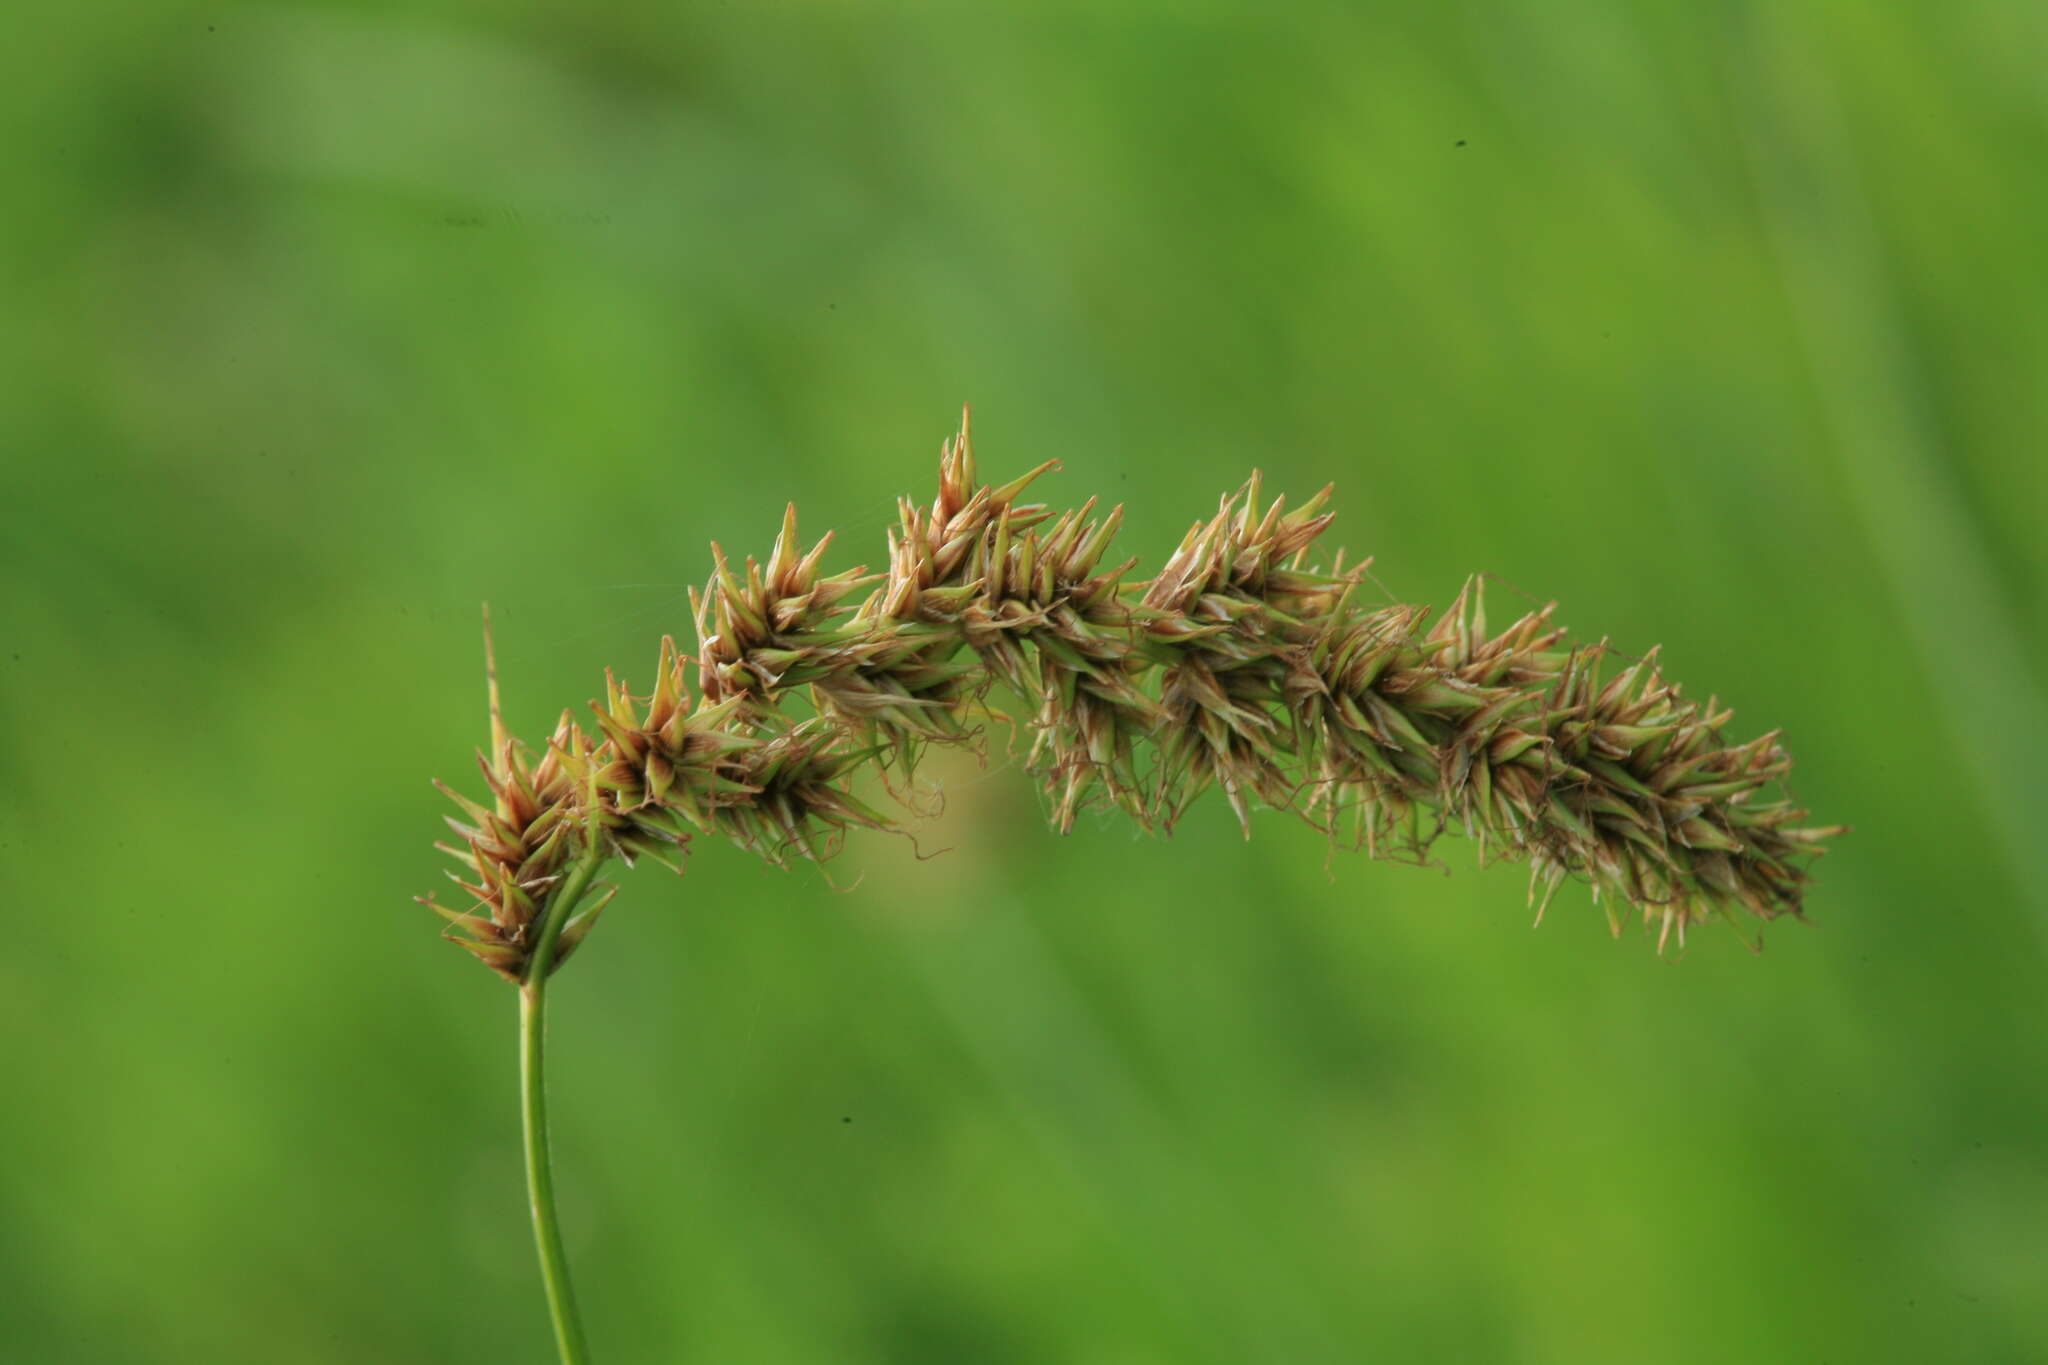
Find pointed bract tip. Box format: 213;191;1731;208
482;603;509;776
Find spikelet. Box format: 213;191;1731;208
417;613;616;982
423;411;1845;980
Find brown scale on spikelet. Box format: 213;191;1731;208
423;409;1846;981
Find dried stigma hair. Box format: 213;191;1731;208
423;410;1842;972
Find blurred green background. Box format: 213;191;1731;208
6;2;2044;1361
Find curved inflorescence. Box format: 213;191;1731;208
421;411;1844;980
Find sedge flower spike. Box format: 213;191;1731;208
425;412;1847;1364
421;409;1845;974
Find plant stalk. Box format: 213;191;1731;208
520;847;605;1365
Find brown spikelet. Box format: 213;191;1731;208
418;614;615;982
422;408;1846;979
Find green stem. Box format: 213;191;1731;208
520;847;605;1365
